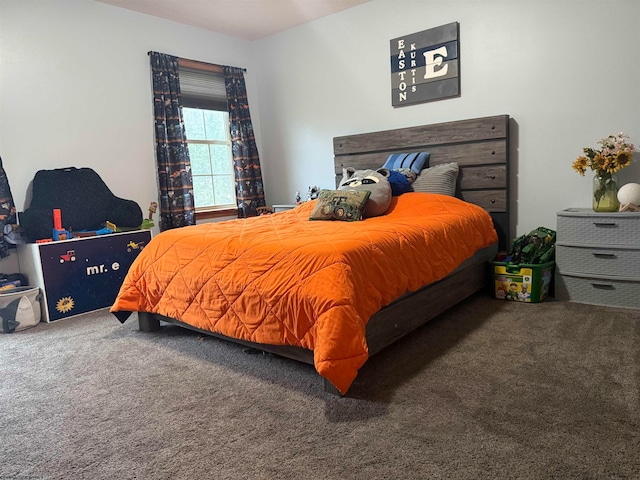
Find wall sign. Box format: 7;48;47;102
390;22;460;107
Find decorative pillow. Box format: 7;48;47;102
309;189;371;222
411;162;459;196
339;168;392;217
382;152;430;174
387;170;412;196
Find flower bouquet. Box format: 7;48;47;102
572;132;637;211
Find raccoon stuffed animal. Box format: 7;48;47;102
339;168;392;218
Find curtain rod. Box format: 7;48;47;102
147;51;247;73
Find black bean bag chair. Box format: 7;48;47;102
20;167;143;242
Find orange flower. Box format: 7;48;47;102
615;151;632;169
601;156;618;174
572;156;588;175
573;132;637;176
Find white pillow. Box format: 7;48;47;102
411;162;459;196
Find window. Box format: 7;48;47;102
178;64;236;214
182;108;236;211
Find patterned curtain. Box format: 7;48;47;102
149;52;195;230
0;157;16;258
224;66;266;218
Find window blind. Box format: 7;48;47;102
179;68;228;111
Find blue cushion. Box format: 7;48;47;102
387;170;412;196
382;152;430;174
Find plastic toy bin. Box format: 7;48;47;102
492;261;555;303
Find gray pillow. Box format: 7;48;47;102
411;162;459;196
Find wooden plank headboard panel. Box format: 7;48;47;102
333;114;510;250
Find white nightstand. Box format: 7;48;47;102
272;204;298;212
555;208;640;309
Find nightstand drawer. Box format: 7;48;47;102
557;209;640;245
556;245;640;278
555;272;640;310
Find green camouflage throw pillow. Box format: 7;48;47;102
309;189;371;222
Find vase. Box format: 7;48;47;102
592;172;619;212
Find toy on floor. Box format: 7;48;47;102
502;227;556;264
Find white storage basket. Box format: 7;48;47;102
0;286;42;333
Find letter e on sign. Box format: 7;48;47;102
424;46;449;79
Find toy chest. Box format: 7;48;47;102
492;261;555;303
17;230;151;322
0;286;42;332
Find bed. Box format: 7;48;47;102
111;114;510;395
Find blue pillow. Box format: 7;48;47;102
387;170;412;196
383;152;430;174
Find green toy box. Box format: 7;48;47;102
492;261;555;303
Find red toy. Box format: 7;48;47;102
52;209;73;241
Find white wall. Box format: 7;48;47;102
1;0;639;278
254;0;640;237
0;0;260;270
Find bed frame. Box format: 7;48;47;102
138;114;511;395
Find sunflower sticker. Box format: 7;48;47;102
56;296;75;314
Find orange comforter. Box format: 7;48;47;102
111;193;497;393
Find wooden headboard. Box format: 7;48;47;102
333;114;510;250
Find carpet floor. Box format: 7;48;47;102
1;294;638;479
